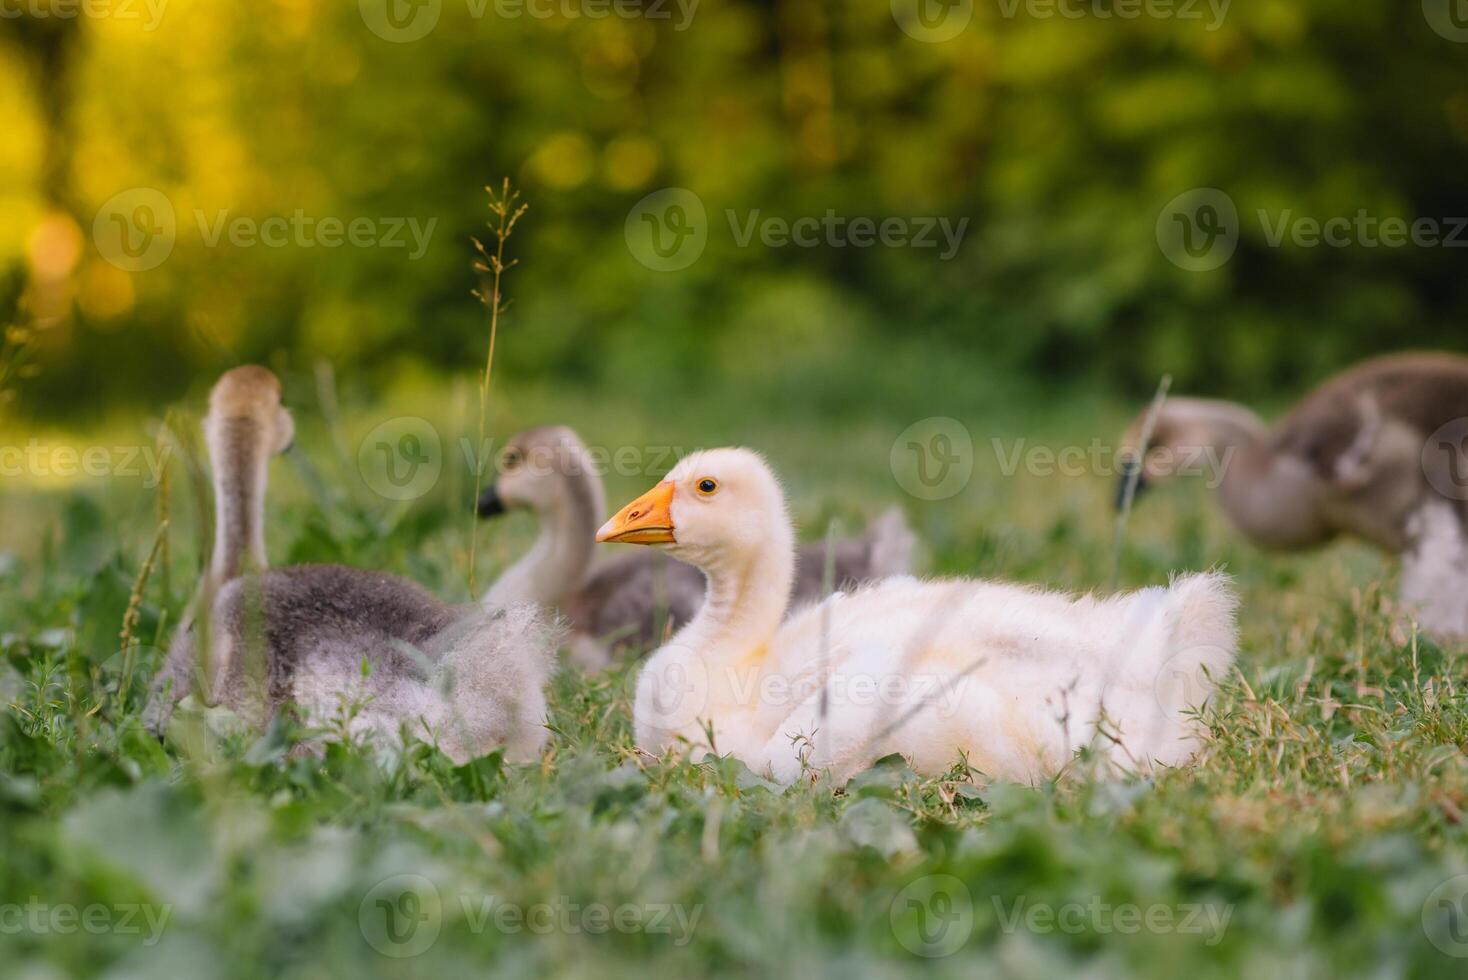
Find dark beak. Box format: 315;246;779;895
476;483;506;518
1114;456;1149;512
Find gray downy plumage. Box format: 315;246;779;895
146;565;558;762
144;367;562;761
1119;351;1468;639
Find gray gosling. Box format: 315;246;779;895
476;425;916;668
1120;351;1468;639
144;367;560;762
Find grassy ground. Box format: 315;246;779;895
2;354;1466;979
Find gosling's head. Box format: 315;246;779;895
476;426;604;522
208;365;294;455
1115;397;1255;510
596;448;792;569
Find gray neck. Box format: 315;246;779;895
209;416;269;588
1167;399;1267;457
483;484;602;611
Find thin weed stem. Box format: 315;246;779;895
467;179;528;596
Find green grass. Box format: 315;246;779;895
3;361;1467;979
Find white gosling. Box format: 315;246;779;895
598;448;1238;786
478;425;914;667
144;366;561;763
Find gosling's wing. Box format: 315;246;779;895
1274;352;1468;487
791;508;917;604
574;550;706;653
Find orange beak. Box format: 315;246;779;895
596;481;676;544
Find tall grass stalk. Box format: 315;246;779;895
467;179;528;595
118;519;169;712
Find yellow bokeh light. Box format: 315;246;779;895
78;261;137;322
529;132;594;190
603;135;661;191
26;213;83;283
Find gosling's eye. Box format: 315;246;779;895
696;478;719;496
502;449;523;470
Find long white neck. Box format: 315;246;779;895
208;415;270;589
673;532;795;671
482;490;601;611
635;514;796;756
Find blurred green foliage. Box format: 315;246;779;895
0;0;1465;419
